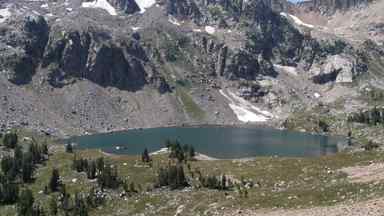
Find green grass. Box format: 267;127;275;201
2;130;384;215
176;87;206;121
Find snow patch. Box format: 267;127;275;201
314;92;321;98
205;26;216;34
66;8;73;12
150;148;169;155
168;16;181;26
0;8;11;23
280;12;314;28
41;3;49;9
131;26;141;31
220;89;273;122
193;28;202;32
82;0;117;16
135;0;156;13
274;64;298;76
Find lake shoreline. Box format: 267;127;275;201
67;123;341;139
69;126;347;159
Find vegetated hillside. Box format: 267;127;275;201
1;130;384;215
0;0;382;139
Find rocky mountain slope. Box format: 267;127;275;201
0;0;383;137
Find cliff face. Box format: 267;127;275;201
298;0;374;14
0;0;379;136
107;0;140;14
0;14;49;84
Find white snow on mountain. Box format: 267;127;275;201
205;26;216;34
0;8;11;23
220;89;273;122
135;0;156;13
82;0;117;16
280;12;314;28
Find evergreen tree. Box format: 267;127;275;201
49;168;60;192
96;157;104;173
21;152;34;183
87;160;97;179
32;204;46;216
17;189;34;216
74;193;88;216
141;148;151;163
128;182;137;194
1;156;16;177
58;184;72;215
14;144;23;167
29;143;43;164
188;146;196;159
42;142;49;155
49;196;58;216
221;174;227;190
1;181;19;204
97;164;120;189
156;164;188;189
3;132;18;149
86;187;104;208
65;143;73;153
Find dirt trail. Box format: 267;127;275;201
340;162;384;183
223;198;384;216
222;163;384;216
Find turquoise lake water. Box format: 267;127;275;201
68;126;346;159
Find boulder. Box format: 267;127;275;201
311;55;356;84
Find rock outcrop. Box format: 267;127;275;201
298;0;374;15
107;0;140;14
0;14;49;84
43;23;149;91
311;55;359;83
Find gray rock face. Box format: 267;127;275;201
298;0;374;15
0;45;34;84
107;0;140;14
43;23;149;91
0;14;49;84
167;0;201;19
311;55;357;84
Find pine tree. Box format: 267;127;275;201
1;181;19;204
21;152;34;183
3;132;18;149
65;143;73;153
74;193;88;216
97;164;120;189
42;142;49;155
14;144;23;167
87;160;97;179
1;156;16;177
49;196;58;216
221;174;227;190
49;168;60;192
129;182;137;193
17;189;34;216
156;164;188;189
96;157;104;173
176;165;187;189
141;148;151;163
188;146;195;159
